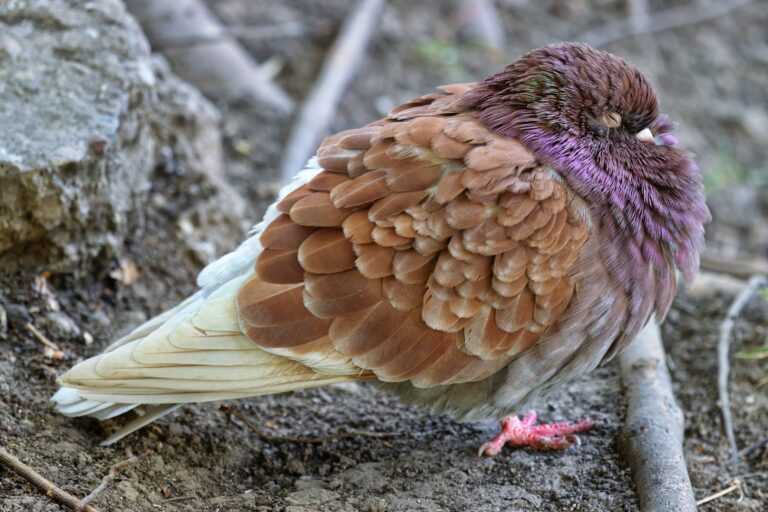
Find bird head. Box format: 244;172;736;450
464;43;710;282
472;43;659;141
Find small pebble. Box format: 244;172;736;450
43;310;81;340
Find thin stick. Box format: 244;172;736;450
125;0;293;113
0;445;99;512
578;0;754;48
26;322;61;351
739;436;768;458
26;322;65;359
79;450;145;509
696;479;743;506
618;319;697;512
718;275;766;463
223;406;396;444
280;0;385;182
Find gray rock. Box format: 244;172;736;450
0;0;231;270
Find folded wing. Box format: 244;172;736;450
239;84;591;390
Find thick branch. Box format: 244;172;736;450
160;21;308;45
125;0;293;113
618;320;697;512
628;0;650;32
280;0;385;182
459;0;506;51
701;250;768;279
685;271;747;300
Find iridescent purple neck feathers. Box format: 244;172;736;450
464;43;710;286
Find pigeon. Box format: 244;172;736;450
53;43;709;453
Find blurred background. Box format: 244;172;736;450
2;1;768;511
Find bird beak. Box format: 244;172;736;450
636;128;654;143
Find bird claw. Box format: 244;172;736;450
478;411;593;457
478;440;500;457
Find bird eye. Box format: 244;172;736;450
599;111;622;129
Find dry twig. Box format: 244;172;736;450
578;0;754;47
739;436;768;459
125;0;293;113
26;322;65;359
696;479;743;507
618;320;697;512
280;0;385;182
79;450;146;510
717;275;766;463
0;445;99;512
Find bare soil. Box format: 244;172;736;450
2;1;768;511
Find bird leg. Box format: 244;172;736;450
478;411;593;456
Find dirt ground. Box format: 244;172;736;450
2;1;768;511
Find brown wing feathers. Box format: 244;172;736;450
236;85;590;387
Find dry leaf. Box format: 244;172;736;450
110;259;141;285
33;273;60;311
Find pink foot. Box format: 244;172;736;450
478;411;593;456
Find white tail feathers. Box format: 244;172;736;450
52;387;138;420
